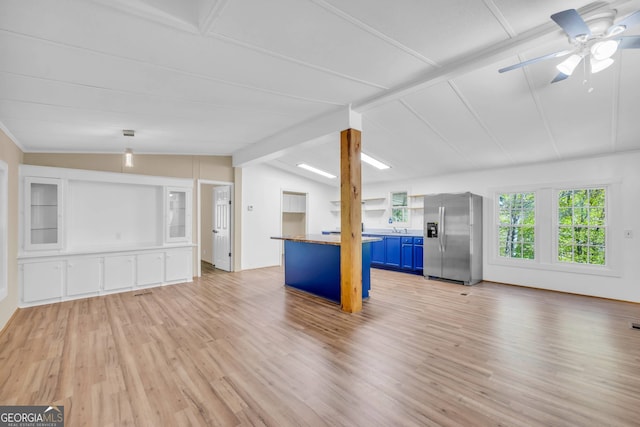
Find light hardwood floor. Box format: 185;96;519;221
1;265;639;426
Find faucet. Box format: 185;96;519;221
404;228;408;234
392;226;398;233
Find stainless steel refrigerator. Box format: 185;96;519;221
424;192;482;285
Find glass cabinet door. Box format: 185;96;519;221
25;177;63;250
166;187;191;243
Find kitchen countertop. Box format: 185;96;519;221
271;234;382;246
322;230;423;238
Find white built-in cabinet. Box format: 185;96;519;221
66;257;101;296
282;192;306;213
24;177;63;250
166;187;191;242
104;255;136;291
137;252;165;287
22;260;63;303
18;165;195;307
166;248;192;282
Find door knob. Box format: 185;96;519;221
213;230;218;233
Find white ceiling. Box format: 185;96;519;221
1;0;640;185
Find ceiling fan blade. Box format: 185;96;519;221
498;50;572;73
619;35;640;49
551;9;591;40
614;10;640;32
551;72;570;83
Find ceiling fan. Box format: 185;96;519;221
499;8;640;83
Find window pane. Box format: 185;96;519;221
589;208;605;226
574;227;588;245
559;208;573;225
522;226;535;243
496;192;535;260
574;245;588;263
558;190;573;207
573;190;588;207
558;245;573;262
590;227;605;246
391;192;407;207
589;246;605;265
557;187;606;266
589;189;605;207
522;244;534;259
499;209;511;224
558;227;573;245
573;208;588;225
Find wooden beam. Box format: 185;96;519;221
340;128;362;313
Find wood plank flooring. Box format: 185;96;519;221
1;265;639;426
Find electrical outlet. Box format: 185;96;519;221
624;230;633;239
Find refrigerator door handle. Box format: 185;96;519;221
440;206;445;251
437;206;442;252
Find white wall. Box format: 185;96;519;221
240;164;335;270
359;151;640;302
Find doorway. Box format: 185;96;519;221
281;190;307;261
213;185;231;271
197;179;234;277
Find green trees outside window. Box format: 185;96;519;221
498;192;535;259
391;191;408;223
558;188;606;265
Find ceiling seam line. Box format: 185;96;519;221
0;96;306;124
90;0;200;34
198;0;232;35
447;81;514;163
521;66;562;159
482;0;517;37
0;29;346;106
308;0;440;67
610;53;622;152
207;32;389;89
399;100;478;168
0;70;312;118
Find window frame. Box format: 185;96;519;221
390;191;409;225
496;191;537;262
489;181;620;277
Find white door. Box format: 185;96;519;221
213;186;231;271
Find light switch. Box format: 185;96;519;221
247;205;254;211
624;230;633;239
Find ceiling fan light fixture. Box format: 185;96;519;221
590;56;614;73
606;24;626;36
556;54;583;75
590;39;619;60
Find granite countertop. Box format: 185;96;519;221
271;234;382;246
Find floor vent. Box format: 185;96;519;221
631;322;640;330
134;290;153;297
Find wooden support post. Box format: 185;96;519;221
340;128;362;313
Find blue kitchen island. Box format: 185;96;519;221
271;234;381;304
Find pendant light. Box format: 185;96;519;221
123;129;135;167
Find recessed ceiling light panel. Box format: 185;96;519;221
361;153;391;170
297;163;336;179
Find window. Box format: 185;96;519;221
497;192;535;259
557;188;606;265
390;191;408;223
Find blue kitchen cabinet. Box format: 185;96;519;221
401;237;414;270
370;238;385;265
384;236;401;268
414;237;424;272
